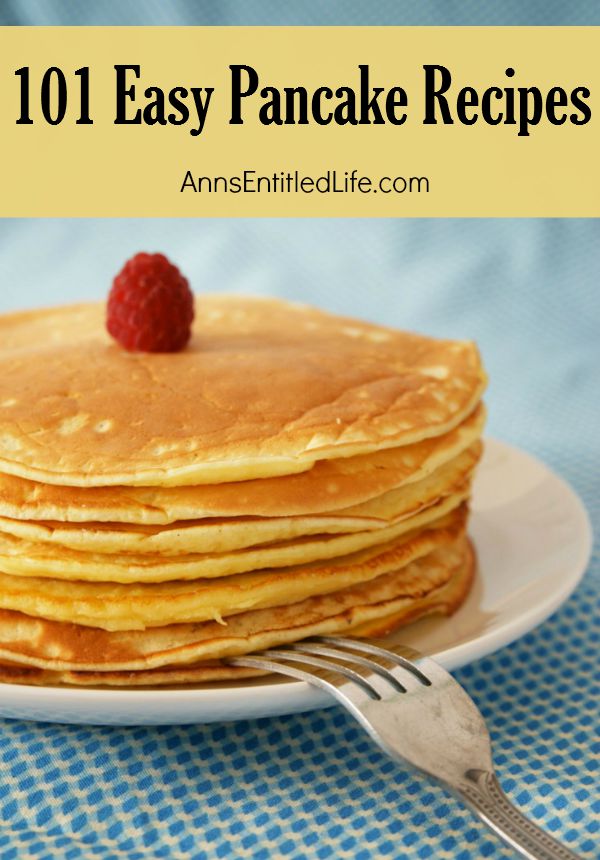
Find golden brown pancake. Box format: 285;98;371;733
0;661;264;686
0;491;468;583
0;506;467;630
0;408;484;524
0;296;486;690
0;537;473;685
0;442;480;555
0;299;486;487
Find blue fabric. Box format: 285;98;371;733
0;217;598;859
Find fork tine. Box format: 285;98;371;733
260;649;382;699
228;651;380;710
314;636;432;687
365;639;460;688
289;642;407;694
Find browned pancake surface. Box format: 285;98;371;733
0;298;486;486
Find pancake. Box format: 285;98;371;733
0;506;467;630
0;662;263;687
0;294;486;691
0;442;481;555
0;298;486;487
0;537;473;681
0;490;469;583
0;406;484;525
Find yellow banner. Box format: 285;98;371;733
0;27;597;216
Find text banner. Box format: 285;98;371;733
0;27;597;216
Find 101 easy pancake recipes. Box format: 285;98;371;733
0;257;486;687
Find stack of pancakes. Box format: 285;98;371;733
0;297;486;687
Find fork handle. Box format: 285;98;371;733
456;770;581;860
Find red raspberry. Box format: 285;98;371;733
106;252;194;352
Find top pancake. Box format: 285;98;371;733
0;298;486;487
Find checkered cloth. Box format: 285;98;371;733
0;216;598;859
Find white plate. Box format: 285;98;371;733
0;439;592;726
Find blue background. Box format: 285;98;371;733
0;3;598;860
1;0;600;25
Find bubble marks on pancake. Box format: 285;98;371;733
0;298;486;487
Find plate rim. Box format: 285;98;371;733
0;438;593;724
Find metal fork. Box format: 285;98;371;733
228;637;580;860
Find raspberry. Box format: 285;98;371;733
106;252;194;352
